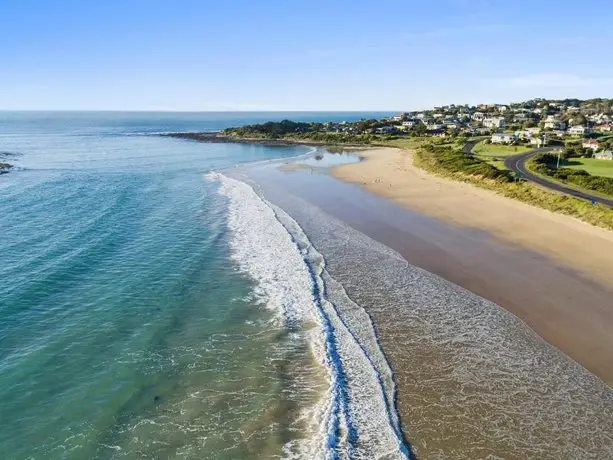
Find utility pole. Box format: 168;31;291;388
556;148;562;169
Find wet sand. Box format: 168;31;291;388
237;159;613;458
327;147;613;386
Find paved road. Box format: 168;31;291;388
503;149;613;208
462;139;481;155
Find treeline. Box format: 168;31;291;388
224;120;314;138
417;143;514;182
531;154;613;196
223;119;406;144
283;132;376;144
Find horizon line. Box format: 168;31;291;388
0;109;404;113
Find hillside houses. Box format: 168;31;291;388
308;98;613;141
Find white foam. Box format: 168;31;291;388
207;172;409;459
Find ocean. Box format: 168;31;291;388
0;111;405;459
1;112;612;460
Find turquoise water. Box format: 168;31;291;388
0;112;397;459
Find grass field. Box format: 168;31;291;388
472;142;532;157
564;158;613;178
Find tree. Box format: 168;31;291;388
564;140;583;158
410;122;427;136
570;114;587;126
311;122;324;132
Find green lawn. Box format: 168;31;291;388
564;158;613;178
472;141;532;157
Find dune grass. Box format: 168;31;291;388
413;146;613;231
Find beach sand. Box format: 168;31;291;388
330;147;613;385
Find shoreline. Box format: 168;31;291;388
240;159;613;457
327;147;613;385
171;132;613;383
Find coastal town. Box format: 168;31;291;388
325;98;613;160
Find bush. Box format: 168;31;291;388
414;149;613;231
225;120;313;138
419;144;514;182
530;154;613;196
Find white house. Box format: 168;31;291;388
544;120;566;130
531;137;545;147
483;117;505;129
515;130;534;139
471;112;485;121
594;150;613;160
491;133;517;144
568;126;592;136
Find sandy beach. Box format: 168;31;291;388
330;147;613;385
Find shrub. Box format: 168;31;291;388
420;144;514;182
530;154;613;196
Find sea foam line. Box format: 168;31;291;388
269;203;410;453
207;172;410;459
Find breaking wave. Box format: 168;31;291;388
207;172;410;459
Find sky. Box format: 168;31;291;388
1;0;613;111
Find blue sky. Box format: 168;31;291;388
2;0;613;110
